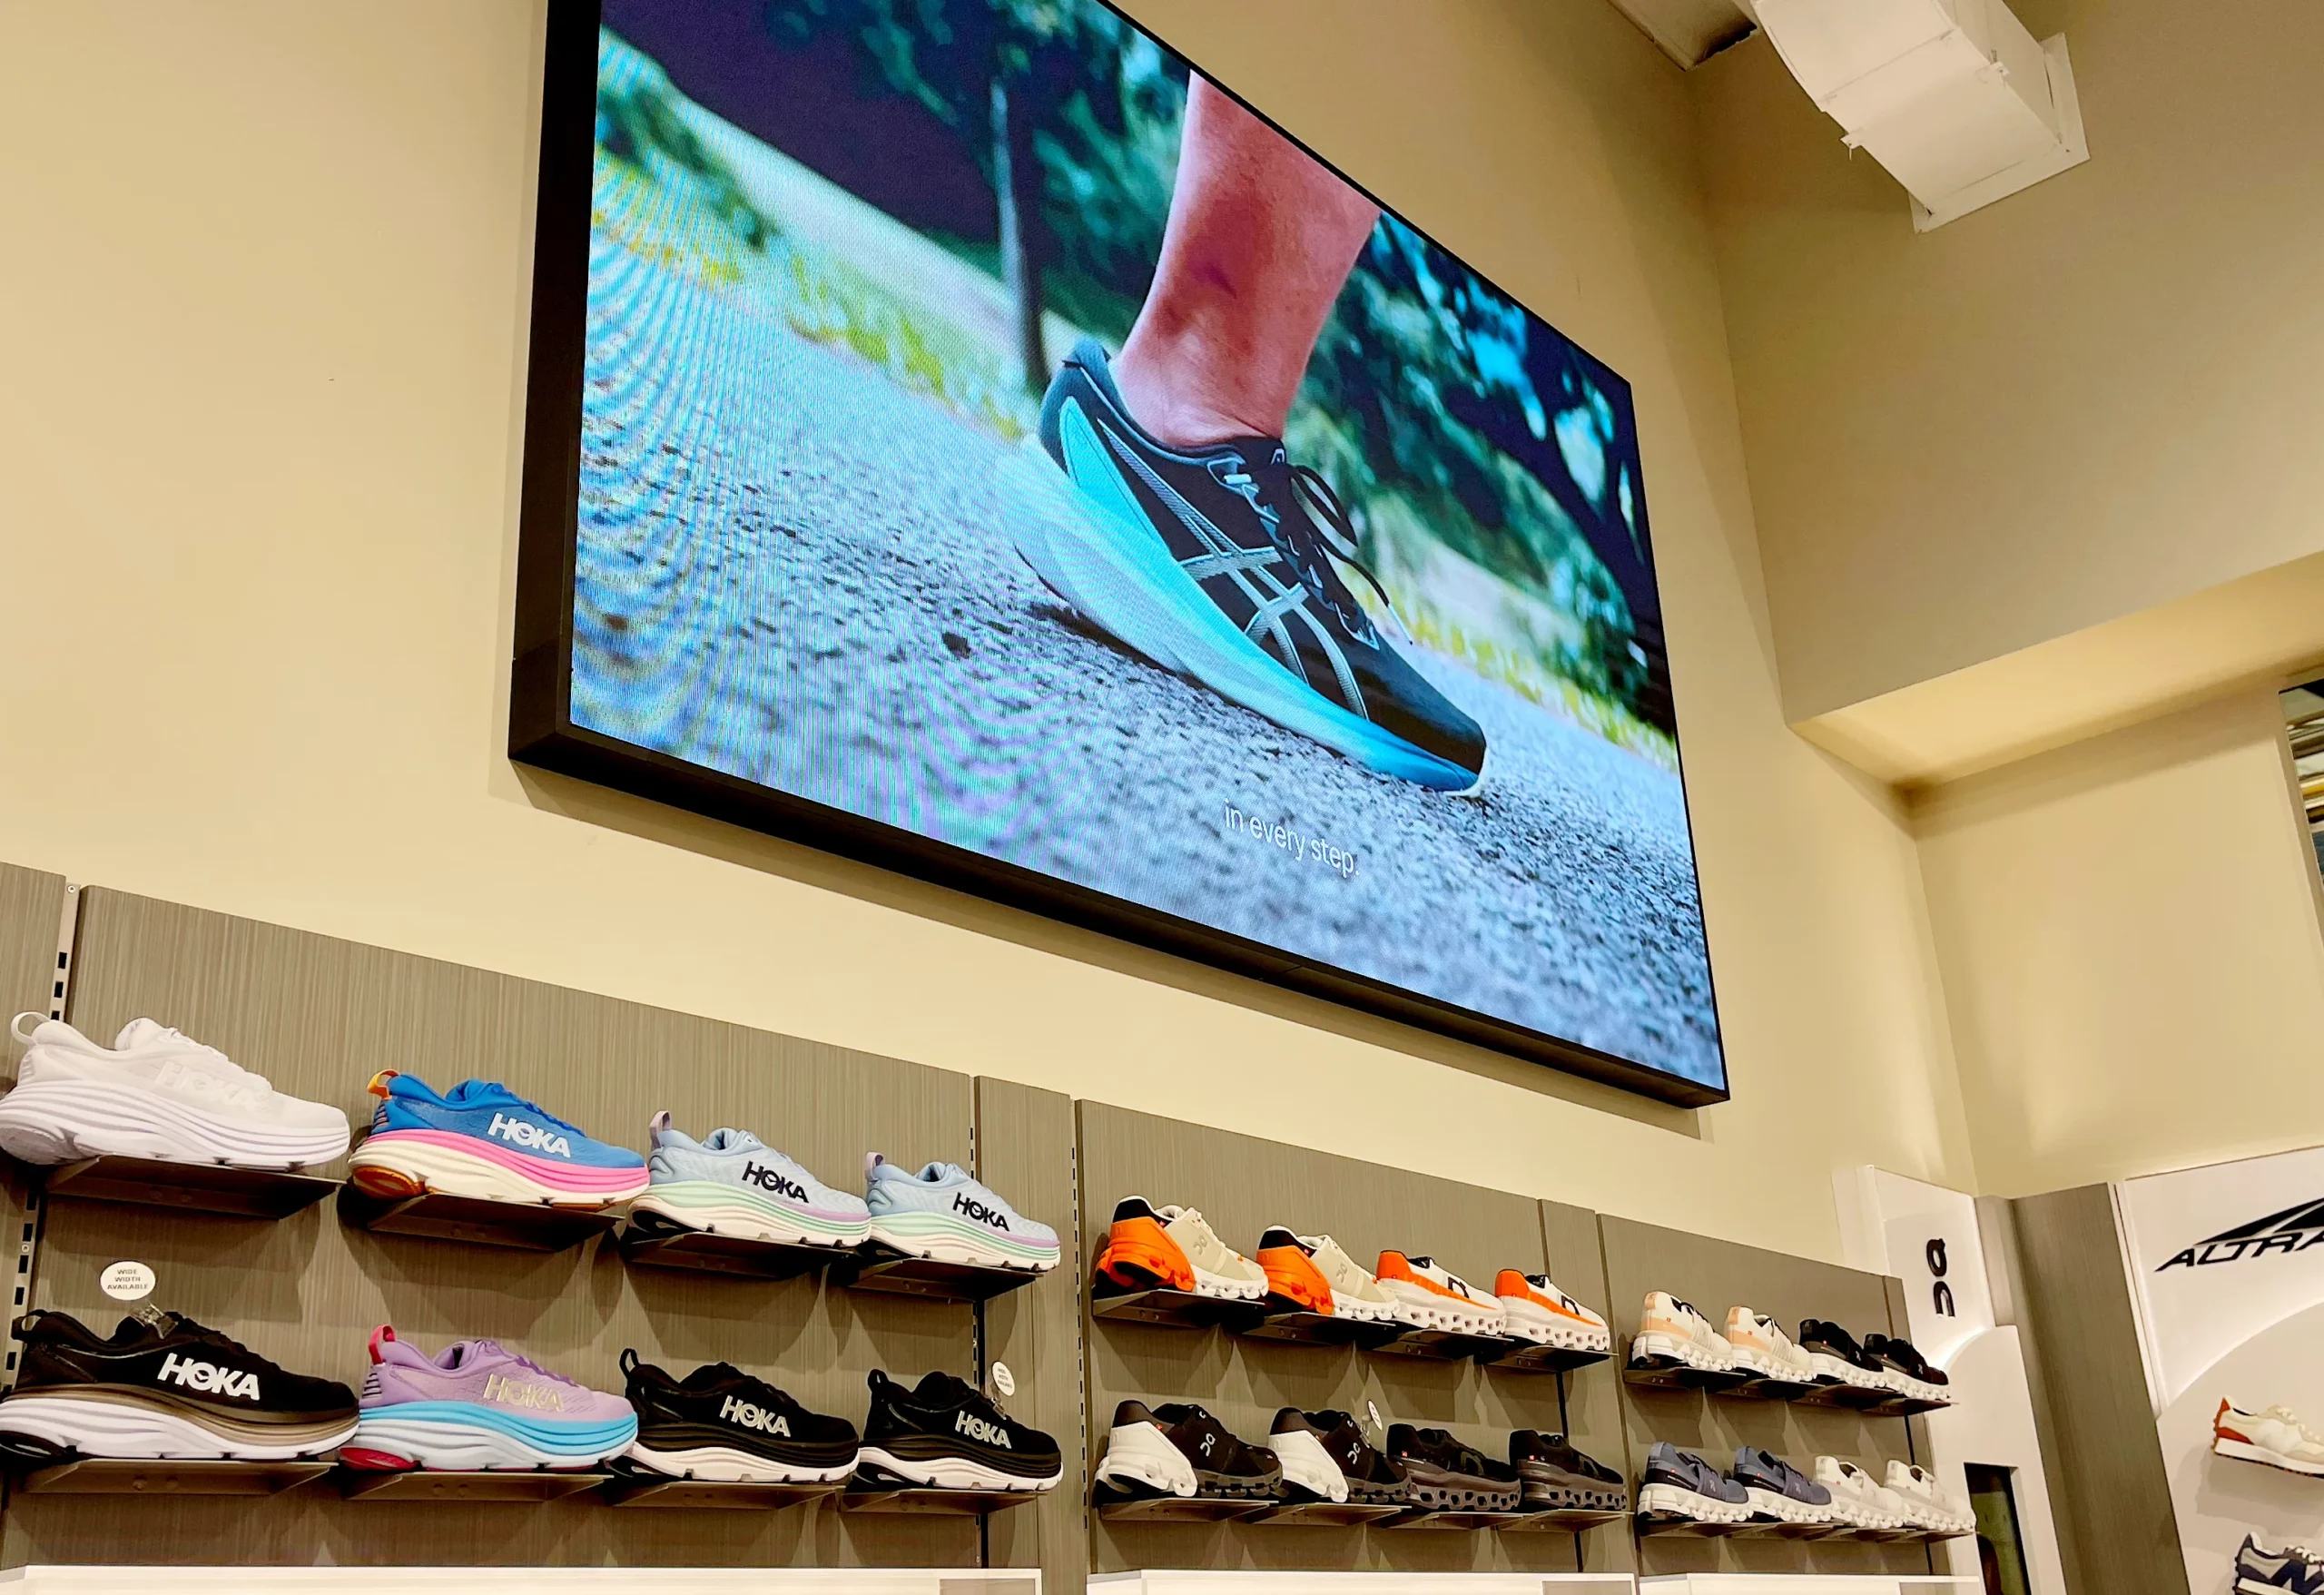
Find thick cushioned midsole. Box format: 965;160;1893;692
350;1131;646;1204
1095;1422;1196;1498
625;1437;857;1483
1270;1429;1349;1503
1497;1295;1609;1348
1746;1484;1828;1522
859;1444;1059;1492
1640;1480;1746;1522
0;1393;356;1460
1380;1280;1501;1334
2216;1435;2324;1475
633;1181;869;1245
865;1207;1059;1269
0;1077;348;1168
1634;1328;1732;1371
350;1403;635;1470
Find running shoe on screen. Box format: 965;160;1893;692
998;338;1487;792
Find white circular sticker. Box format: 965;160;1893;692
101;1261;155;1302
991;1361;1016;1397
1365;1399;1384;1434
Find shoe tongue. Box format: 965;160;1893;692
113;1019;172;1050
918;1161;958;1183
703;1128;761;1153
445;1081;501;1105
913;1370;973;1406
683;1361;744;1391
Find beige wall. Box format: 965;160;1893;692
1915;690;2324;1196
1697;0;2324;724
0;0;1979;1262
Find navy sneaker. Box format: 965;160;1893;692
1733;1446;1832;1524
998;338;1488;792
2239;1534;2324;1593
1636;1441;1748;1526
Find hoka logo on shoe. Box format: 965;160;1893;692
2160;1197;2324;1269
719;1394;792;1436
157;1352;260;1402
487;1112;571;1157
955;1411;1011;1448
483;1373;566;1412
952;1193;1009;1230
742;1162;807;1201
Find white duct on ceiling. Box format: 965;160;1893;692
1752;0;2088;230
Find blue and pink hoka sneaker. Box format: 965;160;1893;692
347;1072;647;1209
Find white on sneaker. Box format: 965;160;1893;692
1632;1292;1735;1373
1295;1234;1396;1323
2216;1399;2324;1477
1814;1456;1895;1530
0;1014;350;1170
1725;1307;1815;1383
1157;1206;1266;1301
1886;1461;1971;1534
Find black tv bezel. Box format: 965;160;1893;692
509;0;1729;1110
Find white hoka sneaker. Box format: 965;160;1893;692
2215;1399;2324;1477
1814;1456;1892;1530
1294;1234;1398;1323
1156;1206;1267;1301
0;1014;350;1170
1374;1252;1507;1335
1725;1307;1815;1383
1493;1270;1612;1352
1886;1461;1969;1534
1631;1292;1735;1373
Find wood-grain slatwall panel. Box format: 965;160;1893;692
0;864;70;1387
1540;1197;1632;1578
2;887;1010;1570
1599;1215;1932;1579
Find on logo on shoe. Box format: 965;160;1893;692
955;1410;1011;1448
952;1192;1010;1230
487;1112;572;1158
742;1162;808;1202
156;1351;260;1402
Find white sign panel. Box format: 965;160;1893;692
2117;1142;2324;1409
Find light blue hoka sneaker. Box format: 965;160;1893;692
630;1113;871;1248
862;1154;1060;1273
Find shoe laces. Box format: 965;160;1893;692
1209;454;1403;645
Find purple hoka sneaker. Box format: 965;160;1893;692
342;1326;636;1471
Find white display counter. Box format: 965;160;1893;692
0;1572;1038;1594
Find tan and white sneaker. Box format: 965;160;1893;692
1725;1307;1814;1383
1885;1461;1970;1534
1631;1292;1735;1373
1155;1206;1266;1301
1294;1234;1398;1323
2213;1400;2324;1477
1494;1271;1612;1352
1374;1252;1506;1335
1815;1456;1896;1530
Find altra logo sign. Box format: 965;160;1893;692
952;1192;1009;1230
157;1351;260;1402
2157;1197;2324;1270
742;1162;807;1201
719;1393;792;1436
955;1410;1011;1448
487;1112;572;1158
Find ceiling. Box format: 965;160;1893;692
1606;0;1758;67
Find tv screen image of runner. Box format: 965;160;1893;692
512;0;1728;1104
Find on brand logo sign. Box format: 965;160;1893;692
1926;1237;1955;1317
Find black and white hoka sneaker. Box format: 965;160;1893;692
0;1309;357;1462
857;1370;1060;1492
998;338;1488;793
620;1351;860;1483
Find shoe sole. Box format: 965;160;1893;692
344;1404;636;1471
0;1391;355;1460
1496;1295;1610;1351
1638;1480;1748;1524
1805;1350;1889;1392
1269;1429;1351;1504
997;430;1484;795
348;1131;646;1207
623;1437;857;1484
1515;1463;1626;1512
1400;1460;1520;1511
1729;1344;1812;1382
864;1210;1059;1272
1095;1422;1197;1498
2213;1436;2324;1476
1631;1328;1735;1373
1744;1485;1831;1524
0;1078;348;1170
857;1443;1060;1492
1378;1279;1503;1336
631;1182;870;1247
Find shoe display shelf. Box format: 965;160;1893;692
25;1154;339;1222
1242;1498;1411;1527
1621;1344;1947;1414
596;1458;845;1510
1382;1503;1628;1532
0;1451;333;1498
330;1465;610;1502
335;1181;624;1254
613;1207;865;1283
829;1239;1043;1305
1094;1571;1637;1595
1635;1512;1964;1543
1092;1482;1275;1522
1089;1285;1603;1373
839;1484;1045;1514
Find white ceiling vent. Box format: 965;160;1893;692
1752;0;2088;230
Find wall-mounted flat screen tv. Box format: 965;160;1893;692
512;0;1728;1106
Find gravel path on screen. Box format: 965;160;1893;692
571;255;1721;1086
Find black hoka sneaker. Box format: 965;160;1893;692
859;1370;1059;1492
1007;337;1488;792
1314;1409;1410;1505
1509;1430;1626;1511
1387;1423;1521;1511
0;1309;356;1462
619;1350;859;1483
1861;1334;1952;1403
1797;1319;1886;1391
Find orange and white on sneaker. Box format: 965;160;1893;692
1723;1306;1815;1383
1630;1291;1736;1373
1256;1228;1335;1314
1492;1271;1611;1352
1374;1252;1506;1336
1093;1196;1265;1301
